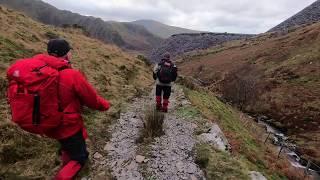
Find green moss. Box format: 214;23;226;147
195;144;250;180
176;106;201;120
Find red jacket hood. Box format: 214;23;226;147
33;54;71;70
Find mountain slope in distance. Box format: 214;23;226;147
0;0;163;53
269;0;320;32
150;32;254;62
131;19;203;39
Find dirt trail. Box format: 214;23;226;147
90;85;229;180
146;87;205;180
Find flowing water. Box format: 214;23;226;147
255;117;320;179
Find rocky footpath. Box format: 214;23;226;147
86;96;146;180
146;87;205;180
103;97;147;180
87;85;267;180
149;33;253;62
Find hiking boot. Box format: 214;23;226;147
54;160;82;180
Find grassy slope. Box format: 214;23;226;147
0;6;152;178
0;0;163;53
182;87;305;179
179;23;320;164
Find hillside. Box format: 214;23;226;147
0;0;163;53
178;22;320;165
131;19;203;39
150;33;254;62
0;5;153;178
269;0;320;32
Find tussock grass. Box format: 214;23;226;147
0;78;7;99
142;105;165;138
195;144;249;179
45;31;60;39
0;123;58;178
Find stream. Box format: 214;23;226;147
251;115;320;179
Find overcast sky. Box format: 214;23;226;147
42;0;316;34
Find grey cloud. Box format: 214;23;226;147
42;0;316;34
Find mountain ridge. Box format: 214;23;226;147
131;19;203;39
269;0;320;32
150;32;254;62
0;0;163;53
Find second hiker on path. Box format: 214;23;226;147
153;53;178;112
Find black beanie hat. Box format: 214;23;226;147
47;39;71;57
162;52;171;61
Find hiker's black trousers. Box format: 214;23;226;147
156;85;171;99
59;130;89;166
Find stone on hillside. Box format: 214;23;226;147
93;152;103;159
190;175;198;180
135;155;145;163
96;171;106;179
176;161;184;172
197;123;229;151
103;143;113;151
249;171;267;180
127;161;137;170
187;164;197;174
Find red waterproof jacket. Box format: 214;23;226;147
32;54;110;140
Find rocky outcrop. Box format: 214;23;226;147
197;123;230;152
268;0;320;32
150;33;254;62
0;0;163;52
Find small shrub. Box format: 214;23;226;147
142;105;164;138
45;31;60;39
177;76;196;90
119;65;127;71
104;55;111;60
137;55;151;66
195;144;211;168
221;74;259;110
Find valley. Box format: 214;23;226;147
178;20;320;171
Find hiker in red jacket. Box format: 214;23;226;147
153;53;177;112
7;39;110;179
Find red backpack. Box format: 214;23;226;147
7;58;64;135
